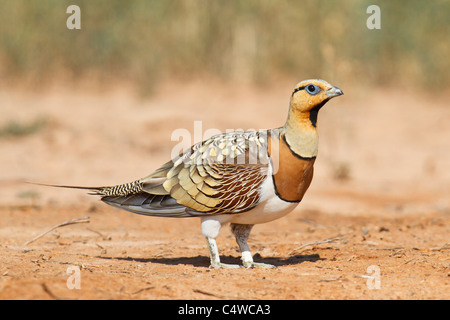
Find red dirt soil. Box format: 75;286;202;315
0;81;448;299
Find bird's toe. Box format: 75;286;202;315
210;262;242;269
243;261;275;269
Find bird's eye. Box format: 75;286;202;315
305;84;320;95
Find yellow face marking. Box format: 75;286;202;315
283;79;342;158
290;79;336;113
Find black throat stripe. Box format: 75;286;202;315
309;107;319;128
309;99;328;127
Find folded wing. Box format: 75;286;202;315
99;130;273;217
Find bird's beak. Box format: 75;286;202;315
326;86;343;98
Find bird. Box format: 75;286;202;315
40;79;343;269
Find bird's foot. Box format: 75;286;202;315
243;261;275;269
210;262;242;269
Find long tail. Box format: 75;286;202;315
28;180;143;197
27;182;102;195
29;180;196;218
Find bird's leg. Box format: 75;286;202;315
230;223;275;268
201;218;241;269
205;236;240;269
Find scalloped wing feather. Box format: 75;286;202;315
99;130;275;217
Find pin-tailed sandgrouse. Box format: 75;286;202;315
42;79;343;268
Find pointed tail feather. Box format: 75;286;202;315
28;179;144;197
29;181;207;218
27;182;103;195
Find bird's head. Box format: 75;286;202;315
283;79;343;158
290;79;343;114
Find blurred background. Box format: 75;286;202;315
1;0;449;90
0;0;449;215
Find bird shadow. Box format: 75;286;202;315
98;253;322;268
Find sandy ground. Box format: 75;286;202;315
0;80;449;300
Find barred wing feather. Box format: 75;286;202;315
99;130;274;217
